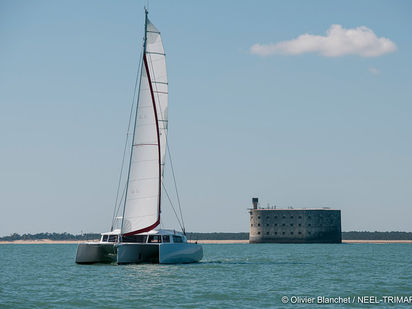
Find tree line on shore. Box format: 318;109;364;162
1;231;412;241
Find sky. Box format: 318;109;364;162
1;0;411;236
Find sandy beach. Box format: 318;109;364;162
1;239;412;244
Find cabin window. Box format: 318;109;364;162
162;235;170;243
173;235;183;243
102;235;108;242
122;235;147;243
148;235;162;243
108;235;117;242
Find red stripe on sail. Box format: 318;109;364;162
122;53;162;237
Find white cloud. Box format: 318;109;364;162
368;67;380;75
250;24;397;57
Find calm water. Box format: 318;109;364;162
1;243;411;308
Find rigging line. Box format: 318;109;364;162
166;141;185;233
110;50;143;231
162;182;184;232
147;50;186;233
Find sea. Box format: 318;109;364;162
1;243;411;308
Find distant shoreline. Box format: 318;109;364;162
1;239;412;244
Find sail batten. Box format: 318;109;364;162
121;15;168;236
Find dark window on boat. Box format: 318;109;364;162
173;235;183;243
148;235;162;243
122;235;147;243
162;235;170;243
108;235;118;242
102;235;108;242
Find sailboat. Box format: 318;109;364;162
75;10;203;264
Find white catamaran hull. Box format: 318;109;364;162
76;242;203;264
117;243;203;264
75;243;117;264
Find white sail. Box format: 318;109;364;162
122;17;168;235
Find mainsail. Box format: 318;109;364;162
122;12;168;236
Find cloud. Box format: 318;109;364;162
368;67;380;75
250;24;397;57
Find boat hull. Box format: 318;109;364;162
75;243;117;264
116;243;203;264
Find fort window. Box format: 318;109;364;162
266;216;269;219
251;224;253;227
308;231;311;234
282;223;285;226
266;224;269;227
298;224;301;227
290;223;293;226
308;224;311;227
266;232;269;235
290;232;293;235
275;216;278;219
258;224;260;226
282;216;286;219
298;216;302;219
275;232;278;235
275;223;277;226
298;232;302;234
290;216;293;219
258;216;260;219
308;216;311;219
282;232;285;235
258;232;261;235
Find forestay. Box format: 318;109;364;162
122;17;168;236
